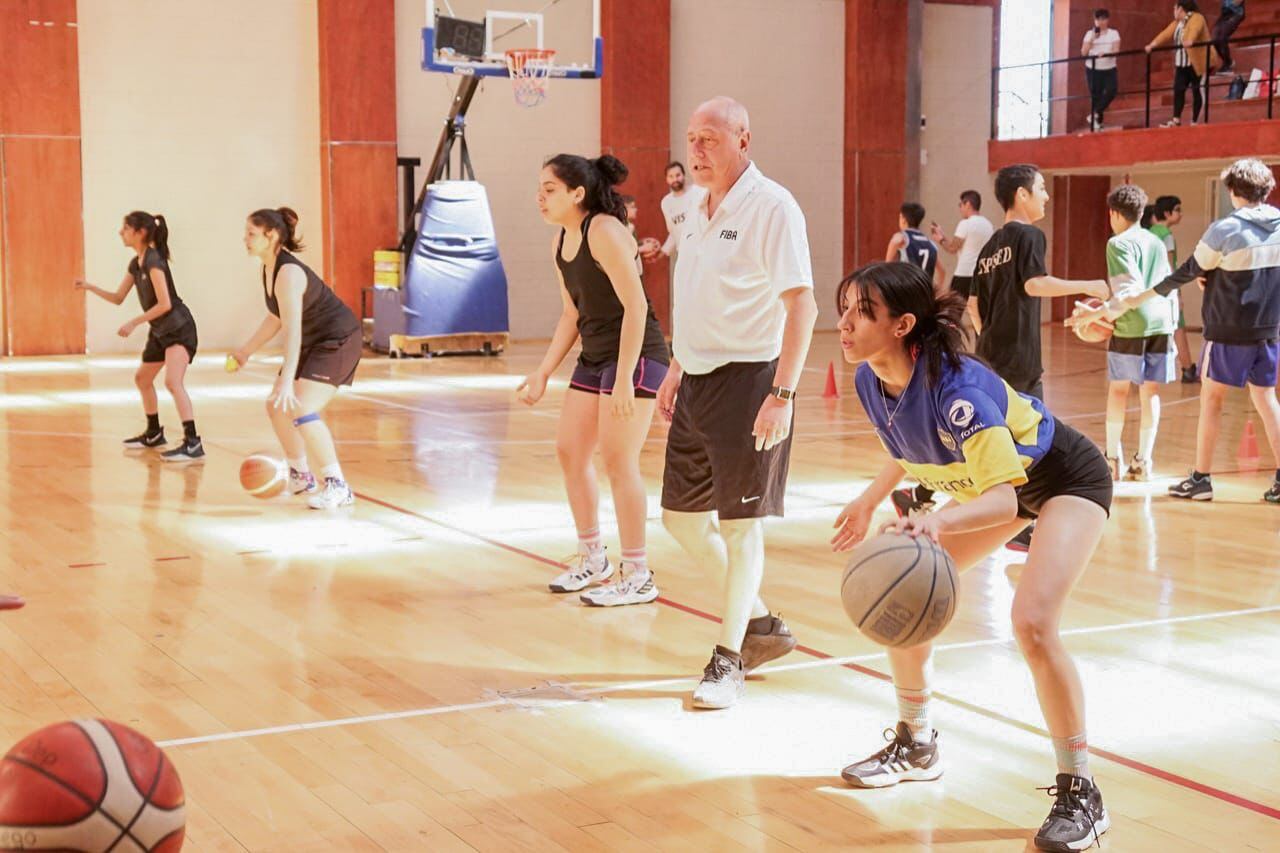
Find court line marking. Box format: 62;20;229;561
151;482;1280;821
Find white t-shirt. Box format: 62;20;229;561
671;162;814;376
954;215;996;277
1082;28;1121;71
660;186;706;255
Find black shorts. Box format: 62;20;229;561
661;360;793;520
296;331;361;387
951;274;974;300
141;321;198;364
1015;418;1112;519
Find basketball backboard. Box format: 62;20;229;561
422;0;602;79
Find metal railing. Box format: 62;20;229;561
991;30;1280;140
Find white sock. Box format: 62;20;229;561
1139;393;1160;461
895;685;933;742
320;463;344;482
578;526;604;561
1052;733;1090;779
1104;418;1123;460
620;548;648;577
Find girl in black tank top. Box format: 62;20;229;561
233;207;360;510
518;154;669;606
76;211;204;461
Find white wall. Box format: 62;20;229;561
396;0;600;340
78;0;323;354
670;0;846;327
921;3;998;279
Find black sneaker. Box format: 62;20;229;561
691;646;746;709
124;428;166;449
1006;523;1034;552
740;614;798;673
1180;365;1199;384
841;722;942;788
1169;473;1213;501
891;487;935;519
1034;773;1110;851
1264;481;1280;504
161;437;205;463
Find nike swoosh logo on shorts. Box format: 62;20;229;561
741;496;761;504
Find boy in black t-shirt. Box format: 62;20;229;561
893;165;1108;550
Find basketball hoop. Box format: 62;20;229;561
504;48;557;107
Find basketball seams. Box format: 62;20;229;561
900;541;941;647
854;537;923;629
99;724;179;853
0;756;127;835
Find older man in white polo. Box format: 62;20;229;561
657;96;818;709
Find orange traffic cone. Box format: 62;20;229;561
1238;419;1260;461
823;361;840;399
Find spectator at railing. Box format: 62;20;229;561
1082;8;1121;131
1146;0;1219;127
1213;1;1247;76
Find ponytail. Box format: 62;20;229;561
123;210;171;261
544;153;630;224
835;262;970;387
249;206;305;252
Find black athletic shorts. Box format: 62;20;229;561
141;321;198;364
951;274;973;300
1015;418;1112;519
661;360;793;520
296;331;361;387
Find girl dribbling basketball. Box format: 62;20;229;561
231;208;361;510
518;154;670;606
830;262;1113;852
75;211;203;461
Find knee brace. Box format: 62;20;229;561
292;412;321;427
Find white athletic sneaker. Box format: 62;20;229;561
579;567;659;607
548;551;612;593
691;646;746;709
307;477;354;509
290;468;318;496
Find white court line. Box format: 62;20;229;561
155;601;1280;750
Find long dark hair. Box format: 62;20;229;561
124;211;171;261
249;207;305;252
836;262;969;387
544;153;630;224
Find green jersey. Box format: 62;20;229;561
1148;222;1177;266
1107;224;1177;338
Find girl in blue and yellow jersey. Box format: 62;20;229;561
830;262;1113;853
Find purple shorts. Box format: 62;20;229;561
570;357;669;399
1202;340;1280;388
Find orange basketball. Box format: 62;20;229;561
0;719;185;852
239;454;285;499
1073;298;1115;344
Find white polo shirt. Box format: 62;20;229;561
661;186;707;255
672;162;814;376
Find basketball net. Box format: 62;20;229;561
504;48;557;107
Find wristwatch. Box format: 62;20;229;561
769;385;796;401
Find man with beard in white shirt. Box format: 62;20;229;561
641;161;707;264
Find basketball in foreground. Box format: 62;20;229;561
841;532;957;647
0;719;185;852
1072;298;1115;344
239;454;286;499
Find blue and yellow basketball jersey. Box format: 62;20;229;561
854;357;1055;502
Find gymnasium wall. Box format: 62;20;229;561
394;0;600;340
920;2;999;279
77;0;324;354
669;0;847;327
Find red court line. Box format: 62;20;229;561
354;488;1280;823
154;556;190;563
68;562;106;569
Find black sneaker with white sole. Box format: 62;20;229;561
123;428;166;449
161;438;205;462
1264;481;1280;504
1169;473;1213;501
841;722;943;788
891;487;935;519
1033;773;1110;851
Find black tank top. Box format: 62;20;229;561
262;251;360;349
556;214;668;369
129;248;192;336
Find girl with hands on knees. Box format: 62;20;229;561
524;153;670;607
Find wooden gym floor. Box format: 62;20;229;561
0;329;1277;851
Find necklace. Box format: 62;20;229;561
879;359;917;431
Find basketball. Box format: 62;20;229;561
0;719;185;852
840;533;957;647
1072;298;1115;344
239;454;286;499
